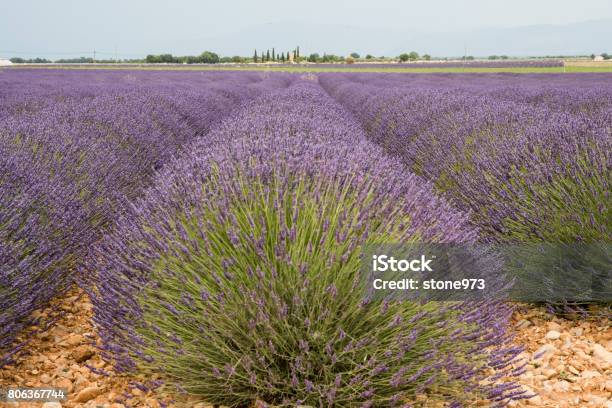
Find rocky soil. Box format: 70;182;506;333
509;305;611;407
0;290;610;408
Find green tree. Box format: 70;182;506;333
266;50;270;62
350;52;360;59
272;48;275;60
365;54;373;59
296;46;300;58
399;53;409;62
158;54;175;63
307;53;320;62
488;55;499;60
253;50;258;63
322;54;340;62
408;51;419;61
199;51;219;64
422;54;431;61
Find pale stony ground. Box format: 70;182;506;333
0;289;181;408
508;306;611;408
0;290;610;408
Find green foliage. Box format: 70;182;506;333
308;53;320;63
9;57;51;64
199;51;220;64
321;54;342;63
10;57;52;63
145;51;219;64
501;154;610;243
399;52;419;62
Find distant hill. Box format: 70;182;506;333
394;19;612;57
197;19;612;57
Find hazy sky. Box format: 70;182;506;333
1;0;611;58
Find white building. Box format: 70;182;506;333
0;58;13;66
594;55;605;62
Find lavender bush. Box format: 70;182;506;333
91;82;522;407
320;73;611;307
320;73;611;243
0;70;293;367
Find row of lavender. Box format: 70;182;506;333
320;73;611;305
89;81;523;406
0;70;294;367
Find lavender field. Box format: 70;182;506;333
0;69;610;407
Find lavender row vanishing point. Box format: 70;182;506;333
90;81;523;407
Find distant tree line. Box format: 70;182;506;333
12;49;599;65
307;53;343;63
10;57;53;63
145;51;221;64
398;52;431;62
10;56;146;64
252;46;300;63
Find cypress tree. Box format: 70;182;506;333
272;48;275;61
266;50;270;62
296;46;300;58
253;50;258;63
